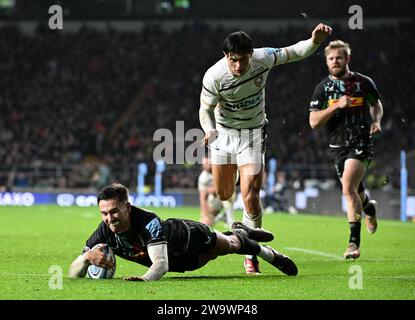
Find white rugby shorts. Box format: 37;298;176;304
209;125;266;166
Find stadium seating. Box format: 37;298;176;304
0;21;413;190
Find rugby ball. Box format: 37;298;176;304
87;244;116;279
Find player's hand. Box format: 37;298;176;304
337;95;352;109
311;23;332;45
85;245;114;269
370;122;382;135
200;129;218;146
124;276;146;281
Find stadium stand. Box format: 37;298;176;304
0;18;414;191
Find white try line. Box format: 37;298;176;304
284;247;344;260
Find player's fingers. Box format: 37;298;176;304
371;125;381;134
104;260;114;269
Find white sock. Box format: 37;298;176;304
257;245;275;263
242;209;262;229
242;209;263;259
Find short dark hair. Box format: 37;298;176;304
97;183;129;205
223;31;254;55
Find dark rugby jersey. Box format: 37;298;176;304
83;206;193;272
309;72;380;148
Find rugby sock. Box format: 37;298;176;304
362;194;369;208
242;209;262;229
242;209;262;259
349;222;361;247
234;233;261;256
257;245;275;263
362;194;376;217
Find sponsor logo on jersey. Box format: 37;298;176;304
328;97;364;108
326;82;336;92
310;100;320;107
227;92;263;110
354;149;363;155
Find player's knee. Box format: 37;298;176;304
342;184;357;197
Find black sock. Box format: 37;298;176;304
349;222;361;247
234;234;261;255
362;194;369;209
362;194;376;217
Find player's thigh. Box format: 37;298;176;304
212;164;238;198
210;130;238;165
342;158;366;193
236;128;265;173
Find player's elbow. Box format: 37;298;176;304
160;260;169;275
143;259;169;281
68;269;82;279
309;118;318;129
68;254;89;278
68;265;86;278
309;113;321;129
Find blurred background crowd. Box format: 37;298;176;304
0;0;414;192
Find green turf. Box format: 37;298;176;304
0;205;414;300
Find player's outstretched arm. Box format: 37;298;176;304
283;23;332;63
125;242;169;281
311;23;332;45
68;245;113;278
68;254;89;278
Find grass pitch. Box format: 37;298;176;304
0;205;414;300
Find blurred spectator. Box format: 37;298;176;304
0;21;413;189
264;171;289;213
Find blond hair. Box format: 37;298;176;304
324;40;351;57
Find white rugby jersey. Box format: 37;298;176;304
198;170;214;192
201;47;288;129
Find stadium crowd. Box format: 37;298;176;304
0;21;413;190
